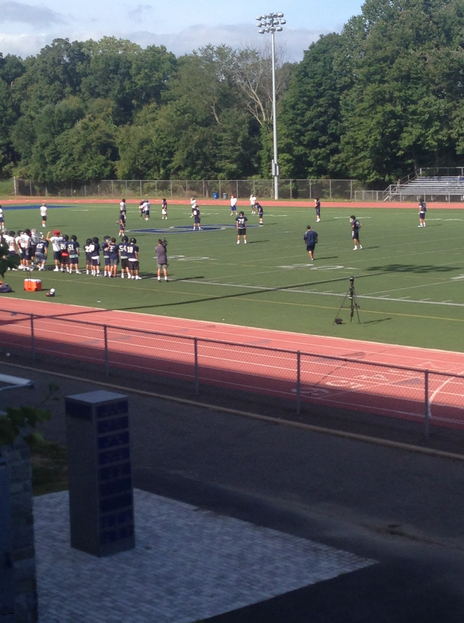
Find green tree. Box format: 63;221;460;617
278;33;345;178
337;0;464;183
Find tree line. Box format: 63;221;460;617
1;0;464;187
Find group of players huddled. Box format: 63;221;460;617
1;193;266;279
1;227;142;279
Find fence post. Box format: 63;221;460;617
30;315;35;362
296;351;301;415
424;370;430;438
104;325;109;377
194;338;199;395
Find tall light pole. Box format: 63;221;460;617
256;12;286;201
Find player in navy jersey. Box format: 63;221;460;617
303;225;318;260
89;236;101;276
35;236;49;271
127;237;141;279
256;202;264;226
418;199;427;227
84;238;93;274
235;211;248;244
118;212;126;237
193;206;202;230
108;237;119;278
102;235;111;277
118;235;131;279
59;235;70;272
350;215;363;250
67;235;80;273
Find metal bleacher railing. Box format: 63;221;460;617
384;167;464;201
1;311;464;437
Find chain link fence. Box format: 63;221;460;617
12;178;365;201
1;311;463;436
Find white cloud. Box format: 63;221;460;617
0;23;325;61
0;0;64;25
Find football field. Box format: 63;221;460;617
2;200;464;353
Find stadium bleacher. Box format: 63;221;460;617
385;174;464;201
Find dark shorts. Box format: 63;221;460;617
315;208;320;215
53;250;62;261
306;245;315;251
129;260;139;270
237;228;246;235
419;211;426;218
121;258;130;270
22;249;31;260
42;216;47;222
91;257;100;266
352;231;359;239
36;252;46;261
104;257;110;265
69;255;78;262
110;258;119;266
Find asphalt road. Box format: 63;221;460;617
3;363;464;622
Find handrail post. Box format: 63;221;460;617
424;369;430;438
194;338;199;395
104;325;109;377
296;351;301;415
30;314;35;361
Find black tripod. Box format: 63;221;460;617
334;277;362;324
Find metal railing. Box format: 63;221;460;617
1;311;463;436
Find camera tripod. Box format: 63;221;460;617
334;277;362;324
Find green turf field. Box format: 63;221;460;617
3;201;464;353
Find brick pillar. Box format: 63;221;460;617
1;437;38;623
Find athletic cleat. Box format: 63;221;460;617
135;276;142;280
353;247;357;250
54;267;60;272
158;277;161;282
237;240;240;244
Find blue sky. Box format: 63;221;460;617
0;0;365;61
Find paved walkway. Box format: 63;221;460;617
35;490;374;623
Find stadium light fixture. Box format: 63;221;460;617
256;12;285;200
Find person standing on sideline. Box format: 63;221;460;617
47;229;63;271
314;198;321;222
418;199;427;227
127;237;141;279
350;215;363;250
119;198;126;215
156;239;168;282
236;211;248;244
39;203;48;227
68;235;80;274
190;197;196;218
250;193;257;214
230;194;237;216
161;198;168;220
0;206;5;232
303;225;318;260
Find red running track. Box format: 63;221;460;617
1;297;464;429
